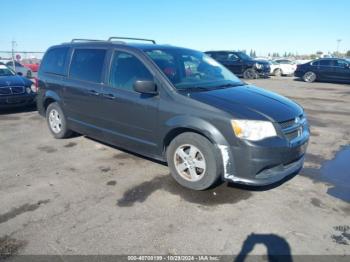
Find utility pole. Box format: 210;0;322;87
11;40;17;71
336;39;342;56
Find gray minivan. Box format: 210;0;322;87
37;37;309;190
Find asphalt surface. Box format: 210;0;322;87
0;77;349;257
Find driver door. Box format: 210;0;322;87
99;49;159;155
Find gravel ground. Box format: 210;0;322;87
0;77;349;258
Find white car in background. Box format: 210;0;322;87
269;60;297;76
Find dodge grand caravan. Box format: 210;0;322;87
37;37;309;190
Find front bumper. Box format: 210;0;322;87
257;67;271;78
0;93;36;108
222;134;309;186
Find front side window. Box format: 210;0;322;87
109;51;153;91
334;59;349;68
319;60;332;66
145;48;243;91
70;49;106;83
41;47;69;75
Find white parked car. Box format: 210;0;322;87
269;60;296;76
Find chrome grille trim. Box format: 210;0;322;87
0;86;25;96
279;114;306;142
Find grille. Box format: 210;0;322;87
0;87;11;95
284;129;300;140
279;114;305;141
11;86;25;94
279;119;295;129
0;86;25;95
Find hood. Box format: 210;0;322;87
189;85;303;122
0;75;31;87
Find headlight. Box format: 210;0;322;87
255;63;263;69
30;83;37;92
231;120;277;141
26;87;31;94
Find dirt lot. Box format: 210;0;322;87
0;77;349;258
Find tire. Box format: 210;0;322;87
166;132;221;190
46;102;72;139
303;71;317;83
243;68;258;79
273;68;282;77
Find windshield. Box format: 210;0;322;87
236;52;253;61
0;66;15;76
145;48;244;90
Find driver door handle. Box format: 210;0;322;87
88;89;100;96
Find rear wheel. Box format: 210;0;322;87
167;132;221;190
303;71;316;82
46;102;72;139
243;68;258;79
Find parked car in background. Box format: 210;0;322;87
0;65;37;108
205;51;270;79
295;58;350;83
1;60;33;78
274;59;296;65
37;37;309;190
269;60;296;76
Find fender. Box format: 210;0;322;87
163;115;236;180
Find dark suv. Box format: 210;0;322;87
37;37;309;190
205;51;270;79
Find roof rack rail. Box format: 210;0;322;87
108;37;156;44
71;39;104;43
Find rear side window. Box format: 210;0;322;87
69;49;106;83
41;47;69;75
319;60;332;66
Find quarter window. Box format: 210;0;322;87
40;47;69;75
69;49;106;83
109;51;153;91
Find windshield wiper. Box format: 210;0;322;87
177;86;213;92
216;83;246;89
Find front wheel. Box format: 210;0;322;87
46;102;73;139
243;68;258;79
303;71;317;82
167;132;221;190
273;68;282;77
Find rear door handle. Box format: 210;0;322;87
102;93;116;100
88;89;100;96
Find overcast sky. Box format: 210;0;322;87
1;0;349;56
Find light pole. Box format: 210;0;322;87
11;40;17;71
336;39;342;56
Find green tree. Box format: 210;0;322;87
346;50;350;57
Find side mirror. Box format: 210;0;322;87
133;80;157;95
17;72;23;76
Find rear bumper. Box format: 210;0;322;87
0;93;36;108
222;134;309;186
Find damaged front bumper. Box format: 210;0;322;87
218;134;309;186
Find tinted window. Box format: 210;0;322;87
41;47;69;75
109;51;153;91
334;59;349;67
319;60;332;66
70;49;106;83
